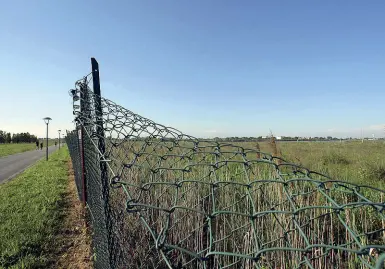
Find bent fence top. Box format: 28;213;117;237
66;59;385;269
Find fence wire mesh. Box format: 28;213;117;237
67;72;385;269
66;129;83;200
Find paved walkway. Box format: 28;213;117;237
0;146;58;184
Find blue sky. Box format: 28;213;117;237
1;1;384;138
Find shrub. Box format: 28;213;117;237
358;162;385;182
321;151;350;165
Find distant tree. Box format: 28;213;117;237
7;132;37;143
6;133;11;143
0;130;5;143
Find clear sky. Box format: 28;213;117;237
1;1;384;139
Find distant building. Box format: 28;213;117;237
276;136;282;140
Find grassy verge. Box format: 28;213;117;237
55;161;92;268
0;143;37;157
0;141;58;158
0;148;69;268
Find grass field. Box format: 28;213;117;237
0;140;59;158
250;140;385;189
0;148;69;268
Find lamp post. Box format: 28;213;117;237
43;117;52;161
58;129;61;149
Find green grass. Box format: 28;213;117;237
0;147;69;268
255;140;385;188
0;140;58;158
0;143;37;157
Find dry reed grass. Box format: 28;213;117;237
100;139;385;268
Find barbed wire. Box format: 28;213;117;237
66;75;385;269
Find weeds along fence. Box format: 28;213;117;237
66;58;385;269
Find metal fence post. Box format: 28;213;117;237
79;81;87;205
91;57;111;269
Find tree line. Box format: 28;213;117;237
209;136;350;142
0;130;38;144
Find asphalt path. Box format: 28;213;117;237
0;145;58;184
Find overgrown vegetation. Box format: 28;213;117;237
0;148;69;268
90;138;385;268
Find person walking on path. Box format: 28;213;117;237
36;140;39;150
40;142;43;150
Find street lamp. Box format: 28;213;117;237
58;129;61;149
43;117;52;161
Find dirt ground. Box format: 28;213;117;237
54;161;93;269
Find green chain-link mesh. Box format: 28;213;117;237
66;74;385;269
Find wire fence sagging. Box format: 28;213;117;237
66;58;385;269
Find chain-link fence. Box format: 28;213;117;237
66;129;83;201
66;59;385;269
